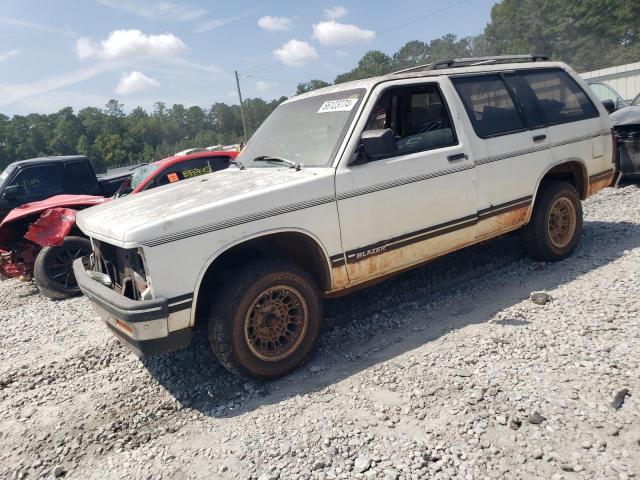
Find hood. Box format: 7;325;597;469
1;194;107;227
610;106;640;128
76;167;334;246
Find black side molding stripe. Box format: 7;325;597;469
141;195;336;247
477;196;532;220
337;163;474;200
167;293;193;304
340;196;532;265
168;302;191;314
589;169;614;182
475;131;610;167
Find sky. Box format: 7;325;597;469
0;0;496;116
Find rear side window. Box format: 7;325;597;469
452;75;525;138
64;161;97;194
520;70;598;125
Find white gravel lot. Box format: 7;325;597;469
1;185;639;480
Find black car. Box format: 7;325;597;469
0;156;134;221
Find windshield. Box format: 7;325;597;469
633;94;640;107
237;89;365;168
130;163;160;190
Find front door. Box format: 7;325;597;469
335;81;477;284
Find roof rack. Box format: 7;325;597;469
390;54;550;75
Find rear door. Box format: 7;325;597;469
63;160;101;195
519;69;606;183
451;73;550;238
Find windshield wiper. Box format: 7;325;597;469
233;159;245;170
253;156;301;171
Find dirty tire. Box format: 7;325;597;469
522;181;583;261
33;236;92;300
208;259;322;380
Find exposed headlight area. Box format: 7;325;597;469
89;239;150;301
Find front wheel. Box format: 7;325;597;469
208;259;322;379
33;236;92;299
522;181;583;261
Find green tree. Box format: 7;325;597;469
335;50;393;83
94;133;126;170
296;79;331;95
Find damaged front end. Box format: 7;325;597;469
89;239;151;301
611;107;640;179
0;208;78;280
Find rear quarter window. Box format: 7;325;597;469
520;69;598;125
64;161;98;193
452;74;525;138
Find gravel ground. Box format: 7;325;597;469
1;185;639;480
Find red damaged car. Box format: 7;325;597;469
0;150;237;299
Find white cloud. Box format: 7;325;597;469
116;71;161;95
258;15;292;32
76;30;187;61
0;49;20;63
96;0;206;22
0;16;75;38
312;21;375;46
255;81;271;93
195;8;261;33
0;63;119;107
273;39;318;66
324;6;348;20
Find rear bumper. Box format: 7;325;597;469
73;257;191;356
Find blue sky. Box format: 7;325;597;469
0;0;496;115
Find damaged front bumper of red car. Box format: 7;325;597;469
0;207;78;280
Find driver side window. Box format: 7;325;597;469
364;83;457;155
9;165;63;201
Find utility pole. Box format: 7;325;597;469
235;70;248;143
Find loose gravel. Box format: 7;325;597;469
1;185;639;480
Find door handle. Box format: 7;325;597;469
447;153;468;162
533;134;547;142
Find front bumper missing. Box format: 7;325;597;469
73;257;191;356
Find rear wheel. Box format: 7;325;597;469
522;181;583;261
208;259;322;379
33;236;92;299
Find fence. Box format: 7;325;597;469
581;61;640;102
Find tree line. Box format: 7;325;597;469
2;0;638;172
0;98;286;173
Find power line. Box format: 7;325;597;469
240;0;474;76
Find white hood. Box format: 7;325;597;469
76;167;334;247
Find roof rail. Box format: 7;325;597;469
389;54;549;76
430;54;549;70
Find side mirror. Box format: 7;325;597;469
602;99;616;114
2;184;23;201
361;128;397;159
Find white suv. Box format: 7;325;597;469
73;55;615;379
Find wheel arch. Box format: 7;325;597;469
190;228;334;328
528;158;588;223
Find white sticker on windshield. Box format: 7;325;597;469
317;98;358;113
